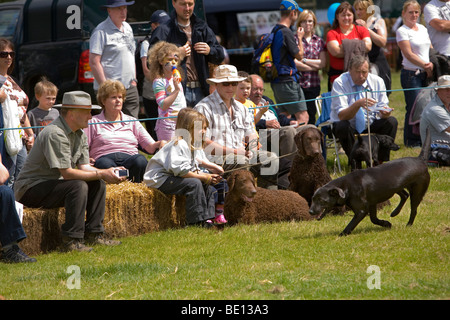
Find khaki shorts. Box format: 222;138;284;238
271;81;307;114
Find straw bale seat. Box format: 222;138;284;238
18;182;186;255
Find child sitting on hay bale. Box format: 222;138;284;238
143;108;228;227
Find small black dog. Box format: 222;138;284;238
349;134;400;171
309;130;431;236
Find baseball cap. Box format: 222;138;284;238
280;0;300;11
150;10;170;24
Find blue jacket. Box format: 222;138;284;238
149;11;225;97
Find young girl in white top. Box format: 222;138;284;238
143;108;228;226
147;41;187;142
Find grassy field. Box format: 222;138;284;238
0;72;448;302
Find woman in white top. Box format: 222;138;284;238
396;0;434;147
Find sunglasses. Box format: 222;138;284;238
221;82;238;87
0;51;15;59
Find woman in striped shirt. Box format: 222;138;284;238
295;10;327;124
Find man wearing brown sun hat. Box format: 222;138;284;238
14;91;126;252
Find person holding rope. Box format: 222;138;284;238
330;55;398;163
195;65;279;189
144;108;227;227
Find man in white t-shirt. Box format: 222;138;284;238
89;0;139;119
424;0;450;57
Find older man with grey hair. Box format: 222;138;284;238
420;75;450;165
330;55;398;162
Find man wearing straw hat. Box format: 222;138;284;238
195;65;279;189
420;74;450;165
14;91;126;252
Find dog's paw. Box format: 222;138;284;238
381;220;392;228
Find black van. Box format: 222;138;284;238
0;0;163;105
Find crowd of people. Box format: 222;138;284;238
1;0;449;263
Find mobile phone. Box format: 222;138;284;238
115;169;129;177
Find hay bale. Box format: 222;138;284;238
20;208;65;255
104;181;186;237
19;181;186;255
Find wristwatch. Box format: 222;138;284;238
302;58;307;64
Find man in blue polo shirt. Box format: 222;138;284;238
270;0;308;125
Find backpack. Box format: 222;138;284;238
135;35;150;95
251;25;282;82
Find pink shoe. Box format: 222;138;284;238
212;214;227;225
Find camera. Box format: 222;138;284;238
115;169;129;177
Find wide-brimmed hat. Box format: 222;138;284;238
437;75;450;89
150;10;170;24
54;91;102;110
101;0;135;8
206;65;247;85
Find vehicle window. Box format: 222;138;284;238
0;9;20;38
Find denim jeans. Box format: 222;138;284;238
0;185;26;246
94;152;148;183
400;69;427;147
158;176;215;225
185;87;204;108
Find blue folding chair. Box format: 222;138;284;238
315;92;342;173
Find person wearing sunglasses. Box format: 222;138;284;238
195;65;280;189
0;38;34;187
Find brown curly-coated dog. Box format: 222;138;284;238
288;125;332;206
224;170;313;224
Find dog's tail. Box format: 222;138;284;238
419;128;431;161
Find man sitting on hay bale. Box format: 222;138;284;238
14;91;126;252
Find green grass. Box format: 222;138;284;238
0;71;449;300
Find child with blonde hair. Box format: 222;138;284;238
147;41;187;141
143;108;228;226
27;78;59;136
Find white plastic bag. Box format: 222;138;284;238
1;95;22;156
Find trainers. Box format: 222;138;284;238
85;233;121;246
61;237;93;252
1;245;37;264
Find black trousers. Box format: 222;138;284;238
19;180;106;239
332;116;398;162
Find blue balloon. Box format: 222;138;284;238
327;3;340;25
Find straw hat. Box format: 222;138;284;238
54;91;102;110
206;65;247;85
437;75;450;89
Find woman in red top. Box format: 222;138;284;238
326;2;372;91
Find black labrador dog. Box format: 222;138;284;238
309;130;431;236
349;134;400;171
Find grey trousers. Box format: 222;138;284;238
158;176;215;225
123;85;140;119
